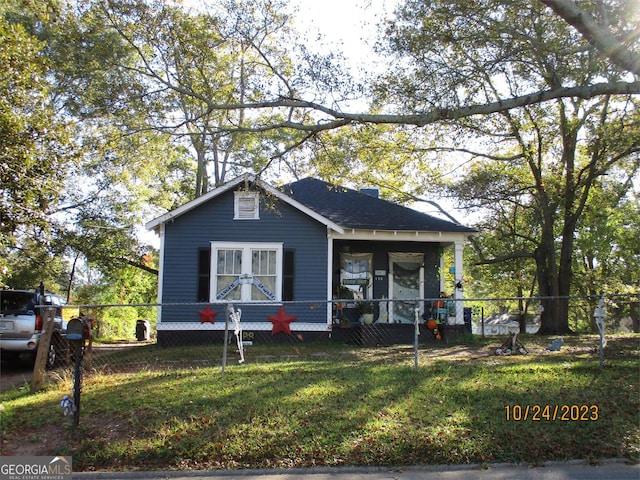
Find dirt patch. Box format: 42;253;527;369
1;423;67;456
420;344;495;360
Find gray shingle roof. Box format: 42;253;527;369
280;178;476;233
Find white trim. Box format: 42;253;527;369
210;242;283;302
333;228;472;243
156;322;330;332
454;241;464;325
388;253;425;324
156;223;165;325
326;228;334;325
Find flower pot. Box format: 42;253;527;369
362;313;374;324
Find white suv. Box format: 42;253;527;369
0;288;68;368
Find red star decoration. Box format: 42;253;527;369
268;306;297;336
198;305;218;324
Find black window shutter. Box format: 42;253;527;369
197;248;211;302
283;249;295;301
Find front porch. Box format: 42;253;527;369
331;238;467;326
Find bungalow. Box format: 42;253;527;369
145;174;476;345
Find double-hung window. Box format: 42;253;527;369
211;242;283;302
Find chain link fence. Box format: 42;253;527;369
38;293;637;374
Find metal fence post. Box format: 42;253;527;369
414;302;419;370
221;304;230;374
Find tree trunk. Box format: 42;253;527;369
193;136;208;197
535;231;573;334
631;302;640;333
66;254;80;303
517;284;526;333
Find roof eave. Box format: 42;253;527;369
333;228;476;242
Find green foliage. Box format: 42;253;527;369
87;0;305;194
2;237;68;294
74;261;158;340
2;0;638;333
0;0;194;290
299;123;442;205
0;7;76;287
377;0;640;333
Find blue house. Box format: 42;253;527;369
145;174;476;345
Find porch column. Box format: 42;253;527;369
454;240;464;325
327;227;334;325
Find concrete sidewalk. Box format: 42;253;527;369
73;459;639;480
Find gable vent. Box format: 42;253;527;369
234;191;259;220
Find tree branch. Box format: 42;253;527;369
539;0;640;76
475;251;535;266
202;82;640;133
121;258;159;275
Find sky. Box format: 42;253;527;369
290;0;395;63
290;0;398;96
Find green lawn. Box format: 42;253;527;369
1;334;638;472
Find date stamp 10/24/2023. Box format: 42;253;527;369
505;404;600;422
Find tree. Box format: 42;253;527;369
373;0;639;333
90;0;315;194
83;1;634;163
572;179;640;331
539;0;640;76
3;0;638;325
459;159;541;332
149;0;638;136
1;0;189;292
285;122;443;204
0;4;80;288
80;0;637;335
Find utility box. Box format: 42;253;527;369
136;320;150;341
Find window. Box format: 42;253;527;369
211;242;283;301
234;191;259;220
251;249;278;301
340;253;373;300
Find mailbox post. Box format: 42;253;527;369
66;317;88;426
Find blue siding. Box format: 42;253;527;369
160;189;329;325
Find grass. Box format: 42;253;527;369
0;334;638;472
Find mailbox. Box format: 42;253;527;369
66;317;86;342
